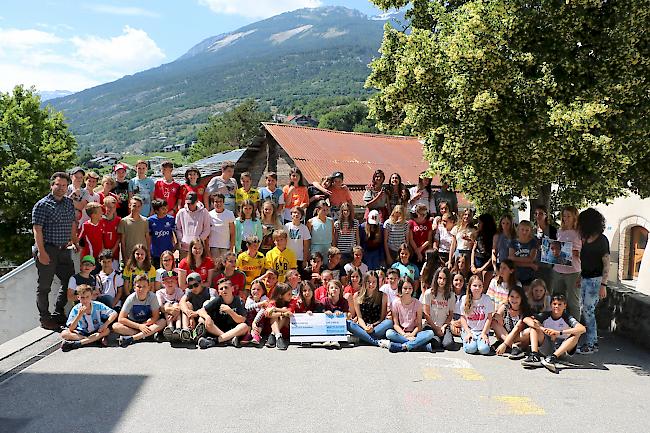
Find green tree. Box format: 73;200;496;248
0;86;76;263
318;102;379;132
367;0;650;213
190;99;271;161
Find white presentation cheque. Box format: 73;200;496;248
290;313;348;343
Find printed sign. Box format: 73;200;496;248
540;238;573;266
290;313;348;343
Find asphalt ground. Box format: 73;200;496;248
0;332;648;433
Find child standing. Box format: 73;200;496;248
258;172;285;215
460;275;494;355
208;192;236;262
282;167;309;223
334;202;360;264
492;214;516;270
471;213;497;287
99;196;121;270
113;275;166;347
359;210;384;270
285;207;311;270
128;160;155;217
234;199;263;254
78;202;104;266
307;200;334;259
235;171;260;211
383;276;434;352
148;199;176;269
383;205;408;265
205;160;237;212
111;163;130;218
265;229;297;283
407;203;433;265
259;200;283;255
118;197;150;266
60;285;117;352
508;220;538;289
552;205;583;320
433;212;457;269
153;160;181;216
179;166;205;205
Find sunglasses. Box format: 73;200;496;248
188;282;201;289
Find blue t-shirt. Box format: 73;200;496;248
391;261;420;281
66;301;115;334
148;214;176;258
510;237;539;282
259;187;284;207
128;177;155;216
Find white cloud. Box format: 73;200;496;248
198;0;322;18
84;4;160;18
71;26;166;76
0;28;62;50
0;26;166;93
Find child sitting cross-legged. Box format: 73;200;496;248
60;284;118;352
197;279;249;349
113;275;166;347
156;269;184;342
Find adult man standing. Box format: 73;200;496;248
32;172;78;330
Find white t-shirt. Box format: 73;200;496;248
459;294;494;332
97;270;124;299
421;288;454;327
209;208;235;249
344;262;369;276
435;225;453;253
380;284;399;307
454;226;476;251
284;222;311;261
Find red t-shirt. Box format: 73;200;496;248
154;179;181;215
100;215;121;250
179;183;206;204
79;220;104;258
314;285;328;303
343;285;359;297
328;187;352;207
212;270;246;297
409;219;433;248
179;256;215;284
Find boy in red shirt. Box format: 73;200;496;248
100;196;121;270
154;160;181;216
78;202;104;268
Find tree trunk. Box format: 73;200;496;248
529;183;552;221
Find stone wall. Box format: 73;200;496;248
597;285;650;351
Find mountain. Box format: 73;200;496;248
48;6;406;154
39;90;73;101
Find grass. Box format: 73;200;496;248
120;151;186;167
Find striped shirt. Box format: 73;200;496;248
384;220;408;252
334;219;359;254
32;194;75;247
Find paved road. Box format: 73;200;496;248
0;332;648;433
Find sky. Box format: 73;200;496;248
0;0;386;93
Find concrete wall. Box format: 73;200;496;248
0;260;58;344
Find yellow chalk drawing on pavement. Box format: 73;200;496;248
454;368;485;381
493;396;546;415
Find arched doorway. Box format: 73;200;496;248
627;226;648;280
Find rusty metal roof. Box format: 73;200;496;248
263;123;437;186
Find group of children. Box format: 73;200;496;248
59;160;608;374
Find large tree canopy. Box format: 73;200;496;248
0;86;76;263
367;0;649;212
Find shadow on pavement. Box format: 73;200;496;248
0;372;147;433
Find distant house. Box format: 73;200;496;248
172;148;248;184
86;152;121;168
286;114;319;127
163;142;192;152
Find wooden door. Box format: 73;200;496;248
629;226;648;279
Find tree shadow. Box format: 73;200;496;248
0;372;147;433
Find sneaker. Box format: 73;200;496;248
61;340;81;352
378;339;391;349
521;353;542;368
180;328;192;343
541;355;559;373
576;344;594;355
425;343;433;353
171;328;182;343
162;326;174;341
153;332;166;343
231;336;241;348
118;336;134;348
276;336;288;350
266;334;277;348
198;336;217;349
508;346;526;360
389;342;404;353
593;343;599;353
192;322;206;341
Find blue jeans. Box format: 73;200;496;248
461;330;491;355
581;276;601;347
386;329;434;351
347;319;393;346
96;295;114;308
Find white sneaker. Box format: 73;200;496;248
378;339;391;349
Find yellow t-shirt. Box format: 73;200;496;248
235;187;260;207
236;251;266;287
264;247;297;282
122;266;157;293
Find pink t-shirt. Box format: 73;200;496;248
391;298;421;333
554;229;582;274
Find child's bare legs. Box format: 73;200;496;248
203;316;249;342
270;316;289;336
61;328;110;346
113;320;165;341
552;334;580;358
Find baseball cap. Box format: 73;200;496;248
113;163;128;172
186;272;202;284
367;210;380;225
161;270;178;281
81;255;96;265
329;171;344;180
185;191;198;203
69;167;85;176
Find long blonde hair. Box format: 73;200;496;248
463;274;483;314
357;271;382;306
389;205;406;224
560;205;579;231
